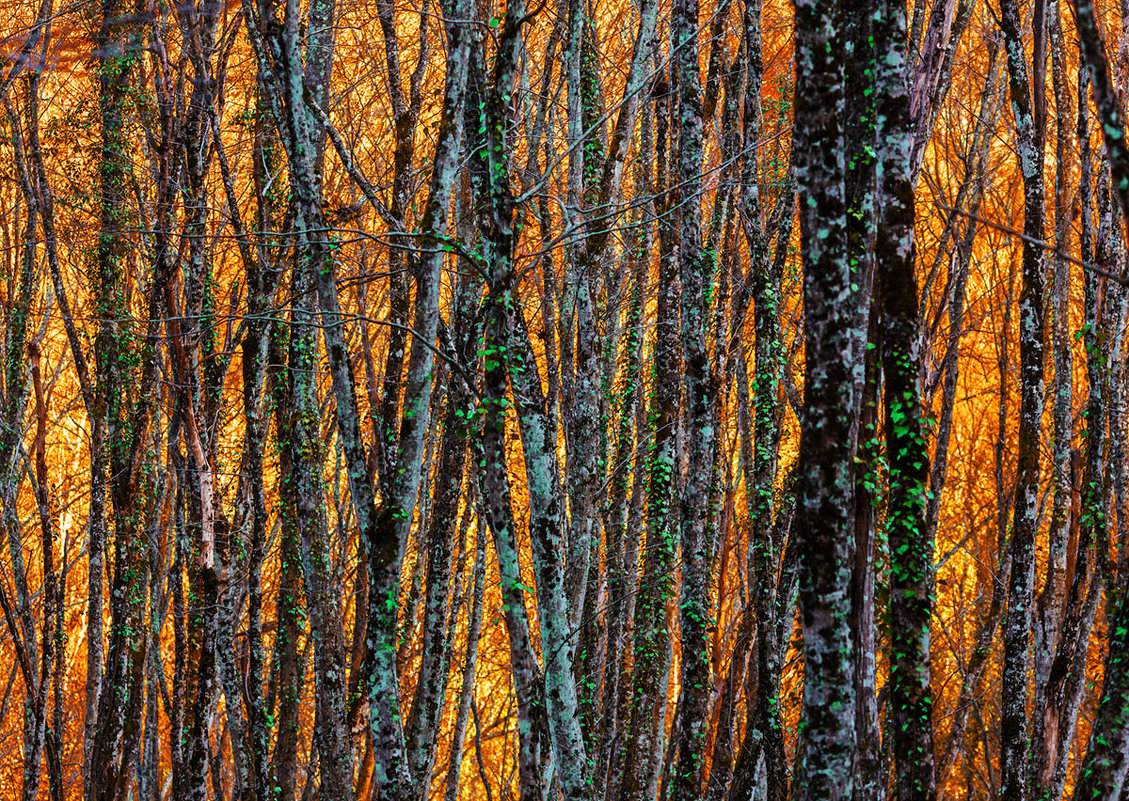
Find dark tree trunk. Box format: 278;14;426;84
671;0;719;790
792;0;859;795
875;0;936;789
997;0;1048;796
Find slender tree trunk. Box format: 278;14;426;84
444;517;487;801
671;0;719;789
875;0;936;789
997;0;1048;796
618;67;680;801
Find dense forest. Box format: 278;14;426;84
0;0;1128;795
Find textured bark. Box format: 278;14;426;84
139;487;168;801
507;321;592;801
467;7;576;798
83;0;143;786
282;131;355;801
1031;14;1077;798
1070;587;1129;801
876;0;936;786
471;162;552;801
443;519;487;801
792;0;859;794
997;0;1048;796
371;0;429;486
851;318;882;801
269;326;305;801
7;0;1129;797
236;97;286;801
404;382;469;789
842;3;879;797
286;238;354;801
909;0;973;179
29;335;63;801
312;0;474;791
560;0;601;640
563;0;661;750
1102;166;1129;588
85;0;160;792
474;419;552;801
618;68;679;801
1045;79;1110;801
169;4;228;796
244;0;374;793
0;86;46;801
169;310;222;801
398;9;477;791
598;206;649;795
670;0;719;791
727;11;792;798
1074;0;1129;223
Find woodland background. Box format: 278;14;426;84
0;0;1127;796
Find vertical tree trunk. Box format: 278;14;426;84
843;1;879;795
87;0;158;792
269;327;306;801
443;518;487;801
671;0;719;789
997;1;1048;797
875;0;936;790
792;0;859;793
618;66;680;801
1070;586;1129;801
0;86;46;801
1032;13;1080;797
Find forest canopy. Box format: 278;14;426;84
0;0;1126;797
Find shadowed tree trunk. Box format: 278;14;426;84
875;0;936;791
997;0;1048;796
618;63;680;801
671;0;720;788
792;0;859;795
